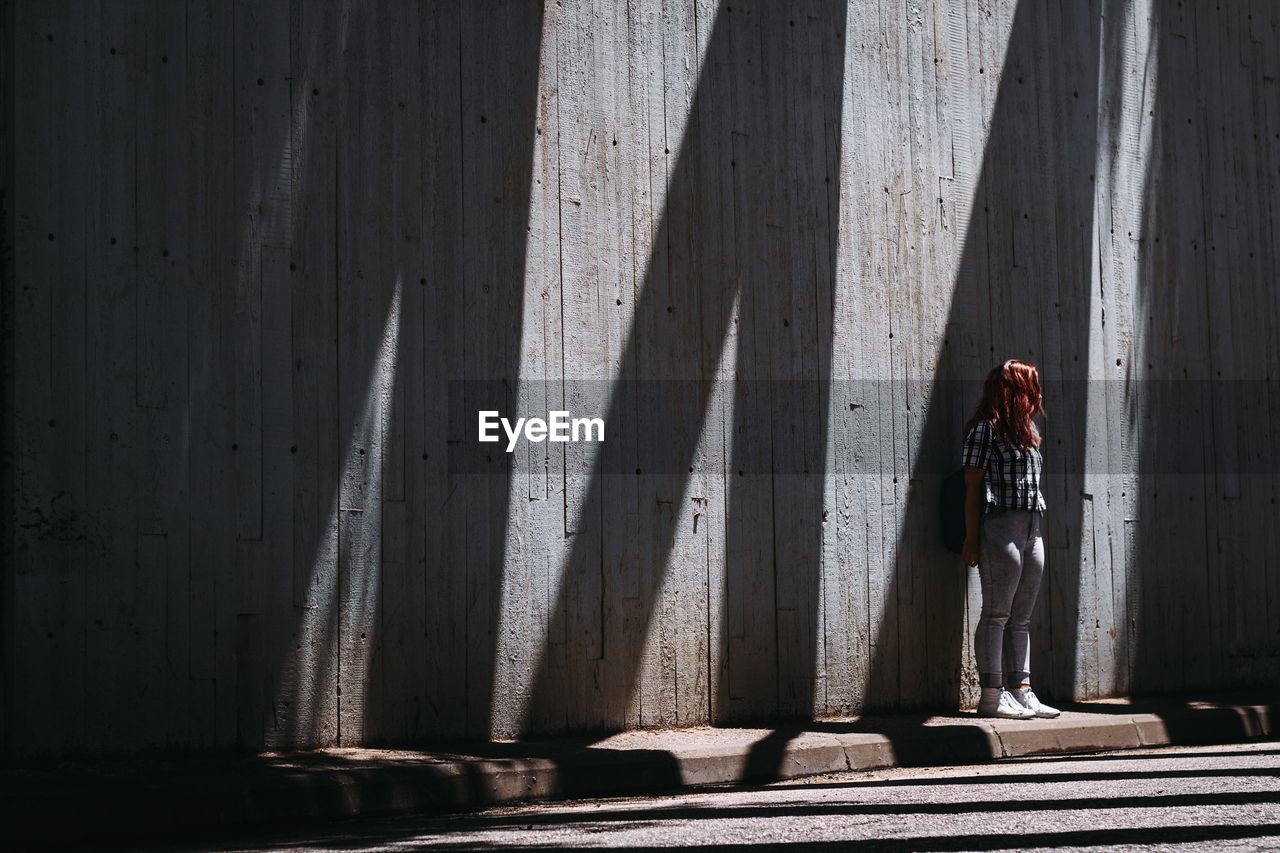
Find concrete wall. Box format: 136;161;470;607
4;0;1279;760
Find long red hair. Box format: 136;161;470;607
964;359;1045;451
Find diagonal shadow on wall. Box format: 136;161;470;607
738;0;1115;780
249;0;545;750
518;0;847;738
860;0;1105;720
1127;1;1280;697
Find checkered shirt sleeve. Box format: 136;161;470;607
962;419;992;471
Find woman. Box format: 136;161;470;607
961;359;1060;719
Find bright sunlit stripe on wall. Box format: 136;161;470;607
1084;0;1159;696
488;0;725;735
271;1;358;748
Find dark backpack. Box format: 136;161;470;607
940;467;967;554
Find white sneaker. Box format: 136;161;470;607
1009;686;1060;718
977;688;1035;719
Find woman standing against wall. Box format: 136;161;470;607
961;360;1061;719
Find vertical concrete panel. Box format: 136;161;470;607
0;0;15;761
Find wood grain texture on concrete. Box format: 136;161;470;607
3;0;1278;759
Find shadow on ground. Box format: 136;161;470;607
6;693;1276;848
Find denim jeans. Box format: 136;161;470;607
975;506;1045;689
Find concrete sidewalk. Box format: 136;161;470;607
5;692;1276;848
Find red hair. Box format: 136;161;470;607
964;359;1045;451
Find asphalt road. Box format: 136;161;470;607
132;741;1280;851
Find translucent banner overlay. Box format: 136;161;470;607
442;379;1277;475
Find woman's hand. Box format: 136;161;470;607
962;535;980;568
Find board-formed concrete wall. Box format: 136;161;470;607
4;0;1279;760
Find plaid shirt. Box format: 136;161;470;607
962;418;1046;513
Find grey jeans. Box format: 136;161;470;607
975;506;1045;689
